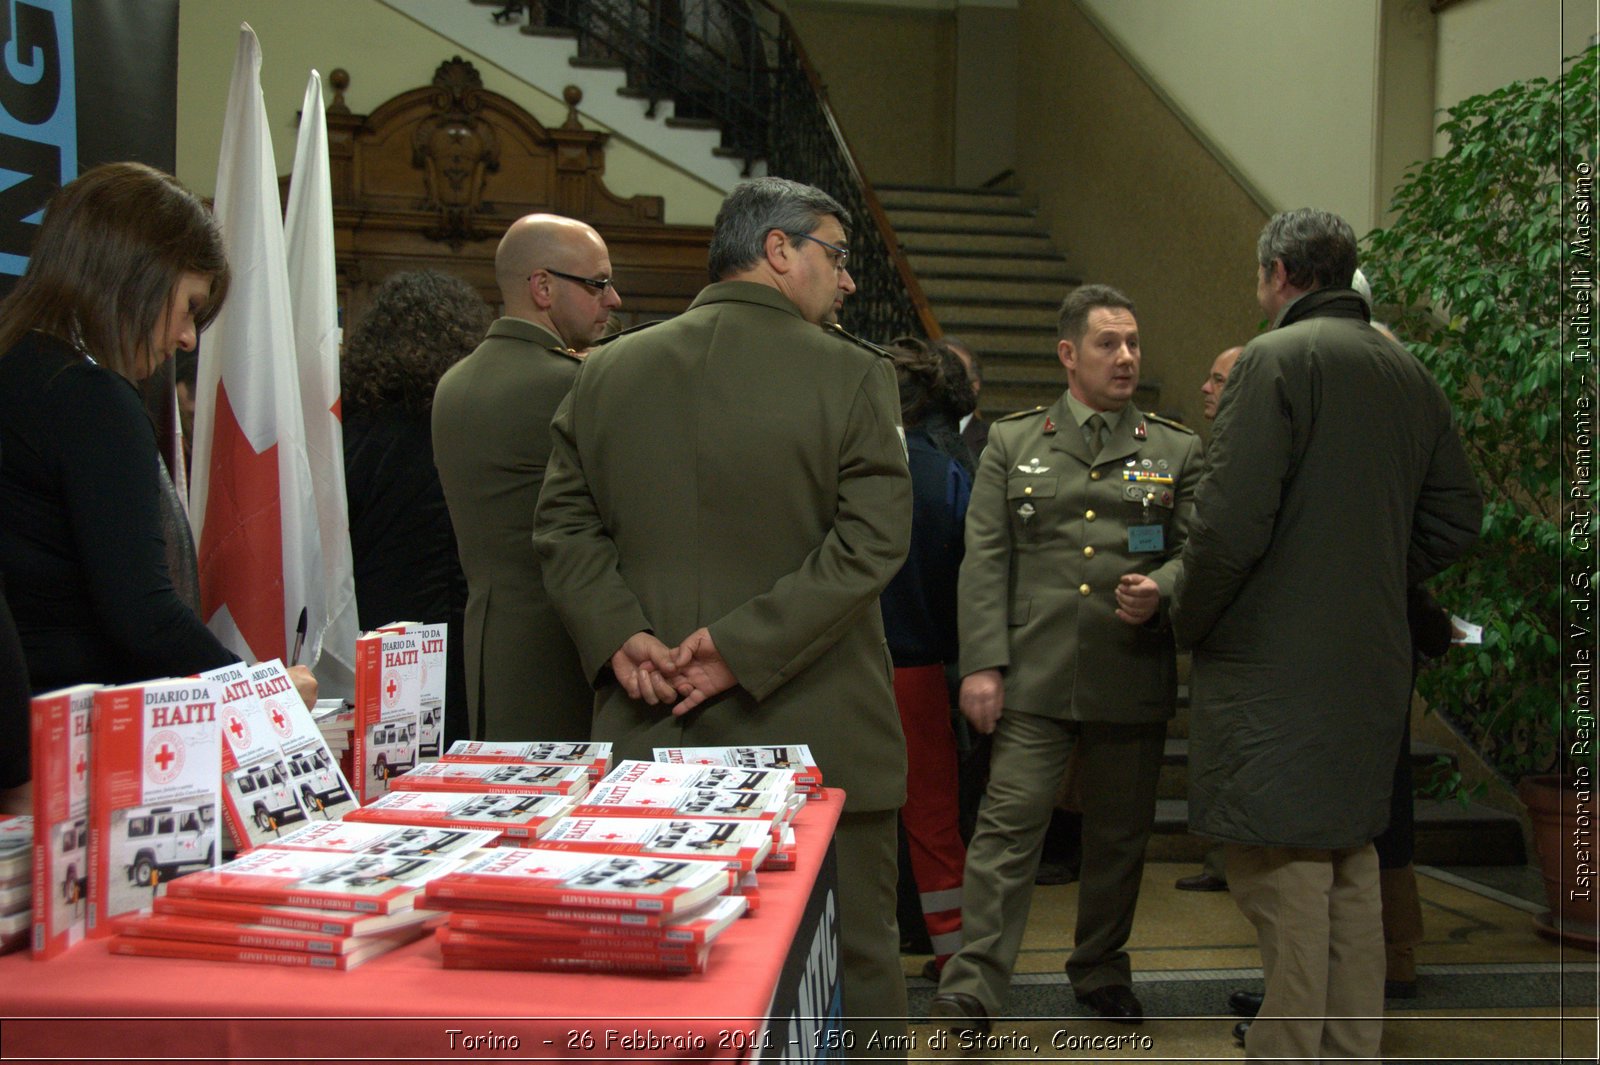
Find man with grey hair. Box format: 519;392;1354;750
1173;208;1480;1059
534;177;913;1054
931;283;1201;1034
434;213;622;742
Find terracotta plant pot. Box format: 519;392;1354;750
1518;774;1599;951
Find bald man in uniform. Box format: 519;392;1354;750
433;214;622;741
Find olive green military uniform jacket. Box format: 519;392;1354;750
532;281;912;811
432;317;593;741
960;393;1201;723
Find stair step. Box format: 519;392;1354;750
877;184;1031;213
899;230;1060;257
949;330;1054;357
567;55;626;70
520;24;579;40
888;209;1043;233
665;115;722;131
922;277;1079;304
937;305;1061;332
908;251;1073;280
1146;798;1527;866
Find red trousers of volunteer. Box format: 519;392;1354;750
893;664;967;966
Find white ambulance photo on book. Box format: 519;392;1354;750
107;801;218;916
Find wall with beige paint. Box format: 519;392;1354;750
785;2;959;186
176;0;724;224
1015;0;1266;433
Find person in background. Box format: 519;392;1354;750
342;270;491;749
880;337;976;981
433;213;622;742
0;163;317;772
938;336;989;459
1175;343;1244;896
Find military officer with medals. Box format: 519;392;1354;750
433;214;622;742
931;284;1201;1033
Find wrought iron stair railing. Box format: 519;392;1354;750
476;0;940;340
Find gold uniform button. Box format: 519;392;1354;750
1083;546;1095;559
1085;510;1096;521
1024;485;1033;495
1090;470;1102;480
1079;583;1092;596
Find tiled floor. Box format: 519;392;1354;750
900;862;1598;1062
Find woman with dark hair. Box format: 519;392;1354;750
0;163;245;696
341;270;491;748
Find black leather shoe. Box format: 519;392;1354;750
928;992;991;1037
1227;989;1264;1017
1174;872;1228;892
1076;984;1144;1024
1233;1020;1251;1047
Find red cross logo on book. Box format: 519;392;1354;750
650;776;671;785
270;706;287;731
153;743;178;772
521;865;550;876
75;753;88;781
227;715;245;740
386;678;398;700
599;832;624;840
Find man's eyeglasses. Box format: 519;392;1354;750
542;268;615;294
791;232;850;271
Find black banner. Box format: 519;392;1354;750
0;0;178;294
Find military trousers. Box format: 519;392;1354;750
1227;841;1385;1061
836;807;909;1060
938;711;1165;1013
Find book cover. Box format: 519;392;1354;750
389;761;589;798
87;679;223;938
441;741;611;782
152;893;436;937
116;908;436;954
424;848;728;914
352;630;422;802
652;745;822;793
108;926;420;969
439;946;708;974
267;821;497;860
602;759;797;799
164;847;464;914
416;893;683;928
203;663;311;853
436;926;707;967
341;790;574;842
29;683;95;958
533;817;772;874
446;894;746;948
570;782;791;824
250;661;359;823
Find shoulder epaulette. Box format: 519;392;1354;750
589;318;663;347
823;322;895;358
995;406;1047;423
1143;411;1197;435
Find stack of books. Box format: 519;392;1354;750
654;745;825;799
420;848;737;973
341;790;577;846
109;844;468;969
0;815;31;954
387;760;591;799
438;740;612;786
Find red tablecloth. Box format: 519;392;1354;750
1;791;843;1062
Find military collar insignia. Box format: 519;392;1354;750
1017;459;1050;474
1043;417;1056;433
1134;420;1147;440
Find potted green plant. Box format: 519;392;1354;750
1361;45;1597;946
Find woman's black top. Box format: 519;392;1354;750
0;331;236;695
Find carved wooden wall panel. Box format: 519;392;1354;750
302;59;712;329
